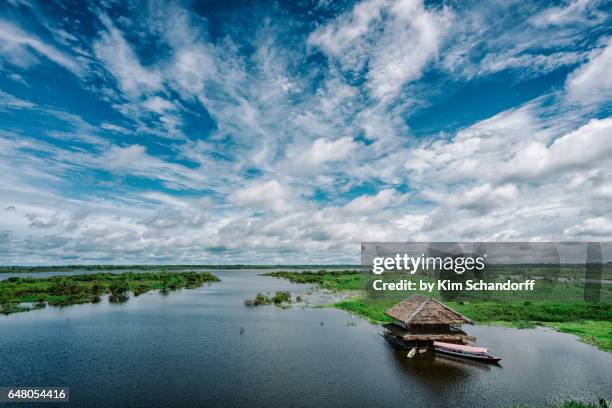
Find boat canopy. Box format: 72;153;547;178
434;341;488;354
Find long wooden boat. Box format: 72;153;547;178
433;341;501;363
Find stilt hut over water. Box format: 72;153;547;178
383;295;475;349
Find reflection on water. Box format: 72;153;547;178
392;348;495;380
0;269;610;408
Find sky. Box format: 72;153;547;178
0;0;611;265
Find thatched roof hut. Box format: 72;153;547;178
385;295;473;326
382;295;475;347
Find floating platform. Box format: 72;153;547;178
383;323;476;349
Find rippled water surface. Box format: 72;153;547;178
1;269;610;407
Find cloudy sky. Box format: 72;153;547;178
0;0;611;264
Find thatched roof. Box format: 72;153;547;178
385;295;473;325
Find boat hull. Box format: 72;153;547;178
434;347;501;363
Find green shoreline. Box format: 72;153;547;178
0;271;219;314
0;265;358;273
263;271;612;353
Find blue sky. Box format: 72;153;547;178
0;0;611;264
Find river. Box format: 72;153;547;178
0;269;610;407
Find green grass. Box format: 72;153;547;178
448;301;612;322
541;321;612;353
0;271;219;314
263;270;363;291
267;270;612;352
334;297;394;323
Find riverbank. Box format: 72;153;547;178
263;271;612;352
0;271;219;314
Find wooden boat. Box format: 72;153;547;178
433;341;501;363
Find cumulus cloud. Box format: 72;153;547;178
405;105;542;183
501;118;612;180
566;37;612;102
343;189;403;215
229;180;294;214
283;137;358;175
565;217;612;237
454;184;519;214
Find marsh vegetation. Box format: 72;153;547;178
0;271;219;314
244;291;293;307
265;270;612;352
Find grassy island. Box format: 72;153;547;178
0;271;219;314
244;291;292;307
263;271;612;352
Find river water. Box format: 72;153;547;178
0;269;610;407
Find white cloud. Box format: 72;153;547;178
143;96;176;114
0;90;34;110
229;180;293;214
91;14;190;140
0;19;82;74
440;1;603;81
284;137;358;174
169;45;218;97
142;192;189;208
501;118;612;180
476;51;587;78
565;217;612;237
454;184;519;213
101;145;150;170
367;0;449;100
565;37;612;102
309;0;450;101
531;0;604;27
343;189;402;215
307;0;387;56
405;105;542;183
100;122;130;134
94;15;162;96
97;144;212;190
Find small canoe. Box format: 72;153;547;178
433;341;501;363
407;348;416;358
